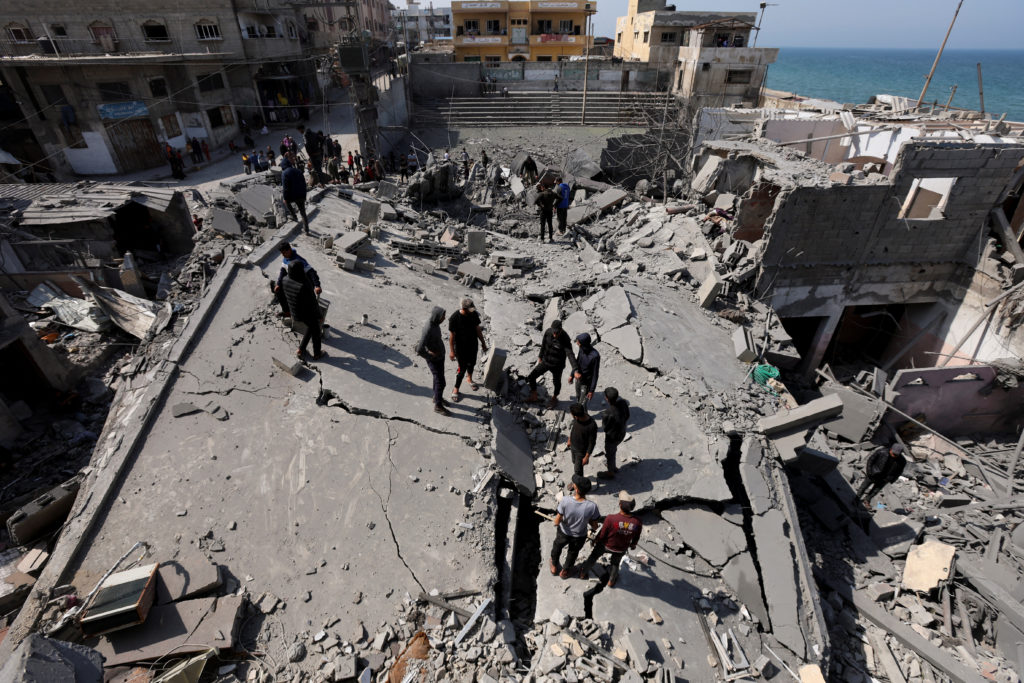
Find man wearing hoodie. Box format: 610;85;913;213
274;242;320;316
569;333;600;407
526;319;578;409
566;403;597;477
416;306;451;416
555;176;571;234
281;158;310;234
599;387;630;479
282;260;324;360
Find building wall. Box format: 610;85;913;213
675;46;777;106
450;0;592;62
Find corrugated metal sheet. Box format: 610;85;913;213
0;181;181;226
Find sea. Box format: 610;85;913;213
764;48;1024;122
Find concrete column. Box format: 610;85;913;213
801;311;842;376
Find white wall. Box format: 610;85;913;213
62;131;117;175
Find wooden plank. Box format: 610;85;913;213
417;592;471;619
957;556;1024;635
955;588;977;654
869;631;907;683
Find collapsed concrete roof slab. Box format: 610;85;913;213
752;509;807;658
661;504;747;567
491;406;536;496
236;185;276;220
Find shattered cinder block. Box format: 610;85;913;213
481;348;508;392
457;262;493;285
732;326;757;362
757;393;844;436
357;200;380;225
696;273;723;308
466;230;487;254
338;254;357;271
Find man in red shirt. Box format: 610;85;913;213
578;490;642;587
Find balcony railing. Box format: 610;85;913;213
454;34;509;46
529;33;591;46
530;0;596;12
451;1;508;12
0;36;181;59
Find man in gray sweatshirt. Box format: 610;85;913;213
415;306;450;415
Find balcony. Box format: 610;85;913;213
529;33;592;46
451;1;508;12
529;0;596;12
454;34;509;46
0;36;178;60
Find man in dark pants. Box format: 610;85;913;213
550;475;600;579
281;158;310;234
569;333;600;407
598;387;630;479
526;320;578;409
578;490;642;588
535;183;557;243
281;261;324;360
300;125;322;180
416;306;451;416
555;175;571;234
854;443;908;508
566;403;597;478
448;297;488;402
274;242;321;316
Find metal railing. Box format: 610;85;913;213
0;36;181;59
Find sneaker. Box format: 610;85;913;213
434;405;452;416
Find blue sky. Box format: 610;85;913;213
586;0;1024;47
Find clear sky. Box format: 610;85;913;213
397;0;1024;49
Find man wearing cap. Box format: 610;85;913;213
598;387;630;479
526;319;578;409
448;298;488;402
579;491;643;587
854;443;908;508
550;474;601;579
568;332;600;407
566;403;598;477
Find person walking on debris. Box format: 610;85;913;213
555;175;571;234
569;333;600;407
535;183;557;242
282;261;325;361
566;403;597;477
280;158;311;234
399;153;409;182
416;306;451;416
598;387;630;480
854;443;907;509
448;297;488;403
274;242;321;316
578;491;642;587
527;320;578;408
521;155;538;184
481;150;489;170
550;475;600;579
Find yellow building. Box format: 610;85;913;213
451;0;596;62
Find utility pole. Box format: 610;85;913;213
752;2;776;48
943;84;957;111
916;0;964;109
977;62;985;114
581;13;591;125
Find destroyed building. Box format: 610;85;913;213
1;80;1024;683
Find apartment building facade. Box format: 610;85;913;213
450;0;596;62
0;0;329;175
397;3;453;45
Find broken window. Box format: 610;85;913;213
207;105;233;128
97;81;132;101
484;56;500;63
197;72;225;93
141;21;169;41
643;31;649;43
161;113;181;138
149;78;168;98
726;69;752;84
50;24;67;37
88;22;117;44
194;22;222;40
486;19;500;34
6;23;33;43
39;84;67;106
898;177;956;220
660;32;676;43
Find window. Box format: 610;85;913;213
286;21;298;39
161;113;181;138
537;20;552;33
149;78;168;98
536;55;552;61
89;22;117;44
50;24;67;37
306;18;318;32
6;23;33;43
197;72;225;92
898;177;956;220
660;31;676;43
463;55;480;62
141;21;169;41
207;105;234;128
464;19;478;33
725;69;752;84
486;19;500;34
194;22;222;40
485;55;500;62
39;85;67;106
616;31;622;42
642;30;649;43
733;34;745;47
97;81;132;101
511;18;527;26
559;20;573;34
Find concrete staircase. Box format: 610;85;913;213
413;91;671;127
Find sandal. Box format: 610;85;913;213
470;381;480;391
451;392;461;403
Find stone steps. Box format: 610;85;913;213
413;91;671;127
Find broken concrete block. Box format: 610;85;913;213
828;172;852;185
491;407;535;496
376;180;399;199
602;325;642;363
739;438;772;515
510;177;525;196
798;664;827;683
622;630;649;670
336;230;368;254
696;273;723;309
722;551;769;627
466;230;487;254
794;445;840;475
457;262;493;285
481;348;507;392
16;549;48;575
155;551;222;604
272;357;302;377
752;509;807;658
1;634;104;683
714;193;736;211
902;541;955;592
821;387;881;443
542;297;560;333
357;200;381;225
757;393;844;436
691;155;723;195
869;510;924;559
210;208;242;236
661;505;746;567
172;403;202;418
339;254;357;271
732;327;756;362
764;343;801;370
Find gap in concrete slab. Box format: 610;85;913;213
493;481;514;618
508;494;542;628
723;435;769;620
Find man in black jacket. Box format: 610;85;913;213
854;443;908;508
416;306;450;416
598;386;630;479
281;158;310;234
566;403;597;478
569;333;600;407
448;297;488;402
535;183;557;243
274;242;320;316
282;261;324;360
526;320;579;409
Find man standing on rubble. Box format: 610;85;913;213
568;333;599;407
566;403;597;478
416;306;451;416
280;158;311;234
555;176;571;234
448;298;488;403
526;319;578;409
550;474;600;579
578;491;642;587
282;260;325;361
521;155;538;184
535;183;557;243
274;242;321;316
854;443;908;509
598;387;630;480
